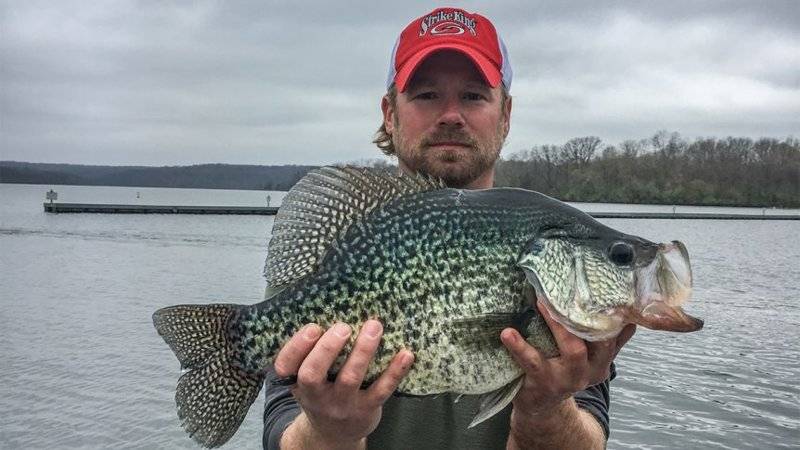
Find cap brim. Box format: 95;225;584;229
394;44;502;93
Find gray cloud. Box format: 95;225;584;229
1;0;798;165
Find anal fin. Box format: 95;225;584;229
468;376;524;428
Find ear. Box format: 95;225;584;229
381;95;395;135
502;95;512;139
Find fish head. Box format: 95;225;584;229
517;227;703;341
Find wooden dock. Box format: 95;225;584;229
42;203;798;219
43;203;279;215
587;212;798;220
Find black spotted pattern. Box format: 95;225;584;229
238;188;578;396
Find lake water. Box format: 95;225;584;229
1;183;798;449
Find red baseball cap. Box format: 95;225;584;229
386;8;512;93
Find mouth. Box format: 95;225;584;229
629;241;704;332
427;142;471;149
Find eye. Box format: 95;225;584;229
608;242;634;266
414;91;437;100
463;92;485;101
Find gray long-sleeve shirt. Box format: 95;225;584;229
262;363;615;449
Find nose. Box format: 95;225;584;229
437;96;465;128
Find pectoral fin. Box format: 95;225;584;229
468;377;524;428
449;307;539;347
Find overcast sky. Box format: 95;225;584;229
2;1;798;166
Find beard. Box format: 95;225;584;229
392;123;505;189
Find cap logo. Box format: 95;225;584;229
419;10;477;37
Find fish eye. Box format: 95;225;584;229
608;242;634;266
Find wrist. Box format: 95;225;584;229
281;413;366;450
509;397;576;442
508;397;605;450
512;393;574;422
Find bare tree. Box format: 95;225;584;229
619;140;643;158
560;136;602;164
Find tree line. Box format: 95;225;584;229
495;132;799;208
0;162;315;191
2;132;797;207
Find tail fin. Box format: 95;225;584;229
153;304;264;448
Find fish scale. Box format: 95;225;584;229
232;189;549;396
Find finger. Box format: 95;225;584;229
584;339;616;384
585;338;616;367
500;328;546;375
536;300;586;364
612;324;637;359
367;350;414;405
297;322;351;386
585;324;637;367
584;324;637;385
273;323;322;378
335;320;383;391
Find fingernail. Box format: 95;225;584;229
303;324;320;340
333;322;351;338
401;352;414;367
363;320;382;338
502;329;518;344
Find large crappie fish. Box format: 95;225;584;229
153;166;703;447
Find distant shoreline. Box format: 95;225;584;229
1;180;285;192
0;161;317;192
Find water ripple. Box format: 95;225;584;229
2;186;799;449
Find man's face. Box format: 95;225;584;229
382;50;512;189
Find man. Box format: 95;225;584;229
264;8;635;449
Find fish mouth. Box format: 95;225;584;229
518;238;703;341
627;240;704;332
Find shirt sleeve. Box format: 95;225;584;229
572;362;616;440
262;367;301;450
262;363;617;447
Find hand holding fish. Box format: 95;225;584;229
274;320;415;449
501;300;637;448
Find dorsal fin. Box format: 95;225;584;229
263;166;445;295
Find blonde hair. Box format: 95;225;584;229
373;85;398;156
